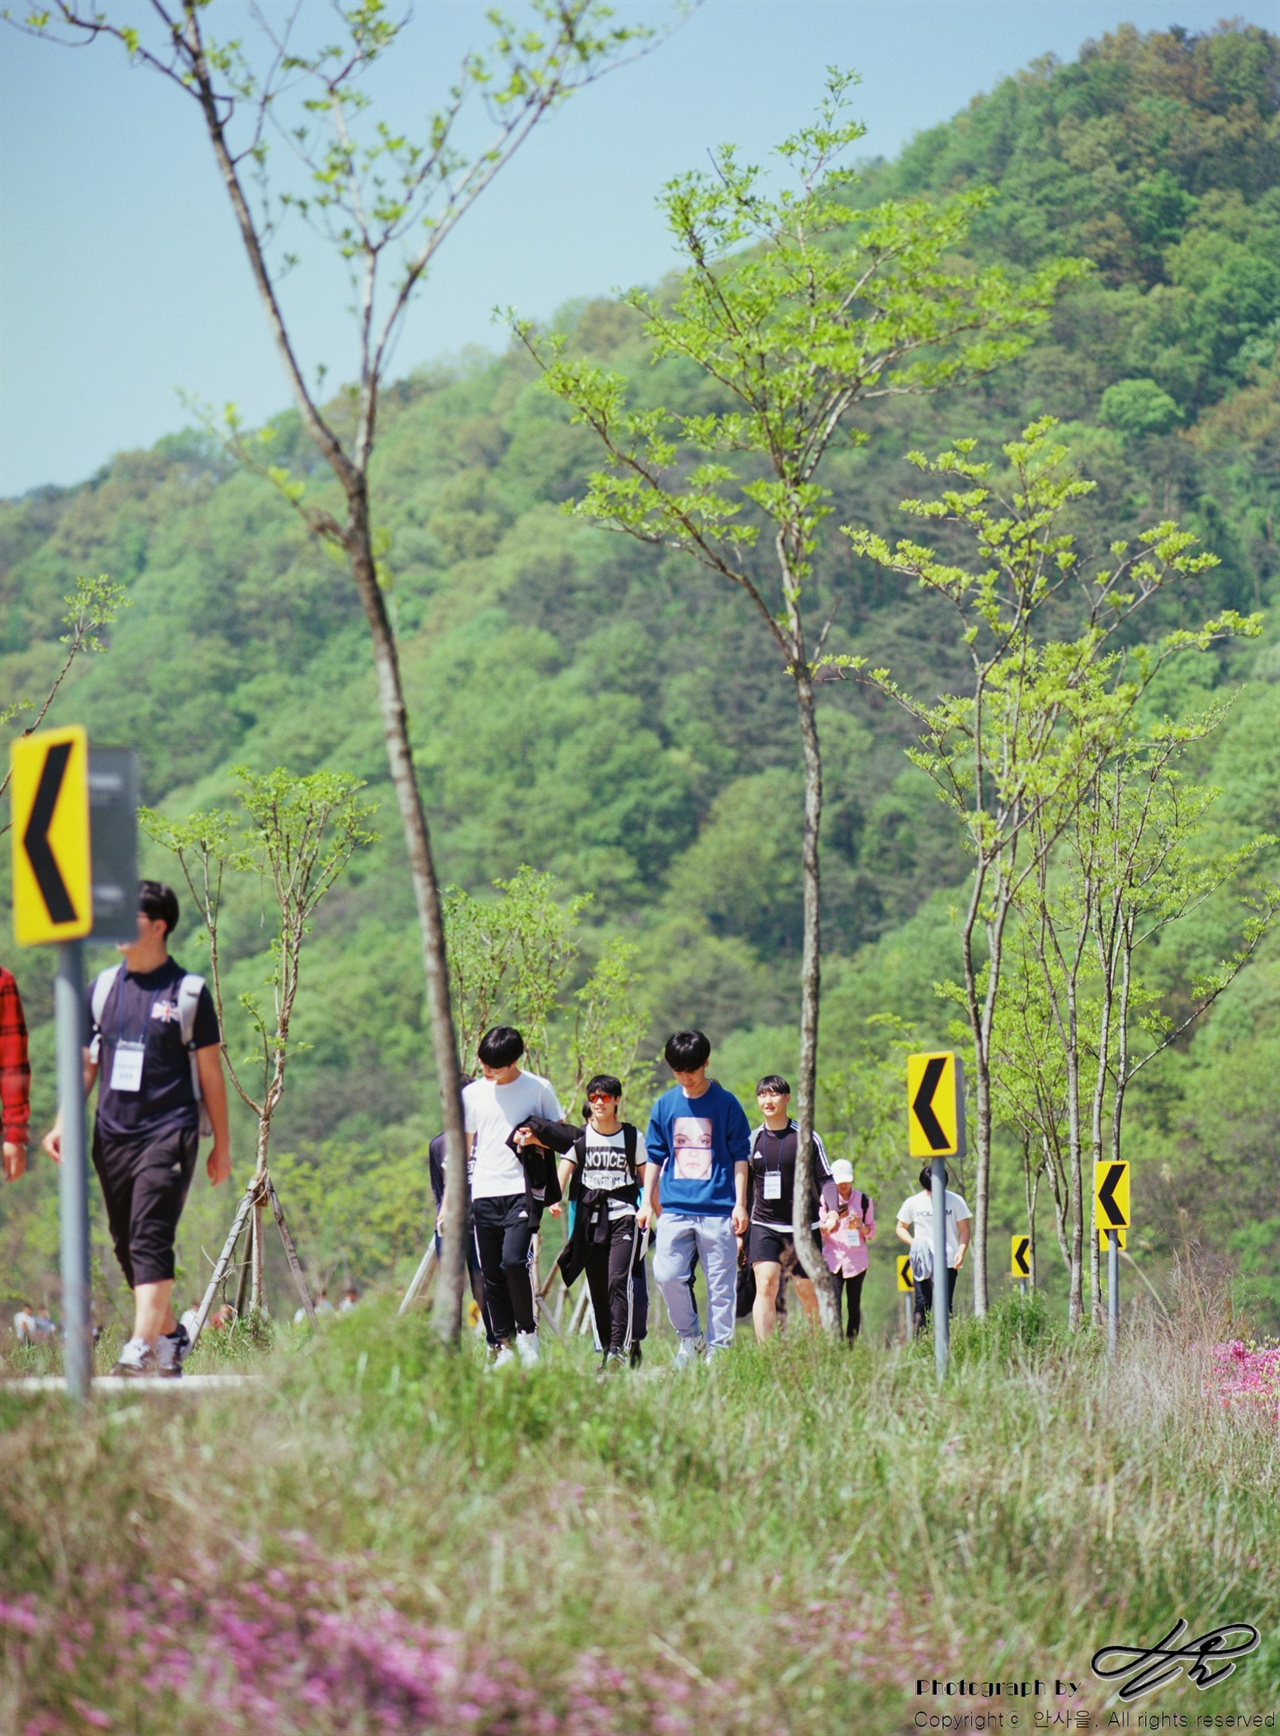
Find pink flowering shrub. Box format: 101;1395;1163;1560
1207;1340;1280;1410
0;1538;930;1734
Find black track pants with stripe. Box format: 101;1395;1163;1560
583;1214;641;1355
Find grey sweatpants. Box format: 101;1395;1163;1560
653;1211;738;1351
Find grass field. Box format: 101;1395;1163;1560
2;1296;1277;1735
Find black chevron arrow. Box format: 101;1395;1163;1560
1097;1163;1127;1227
1013;1236;1030;1276
23;740;76;924
911;1056;949;1150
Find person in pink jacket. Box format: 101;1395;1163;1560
819;1159;875;1340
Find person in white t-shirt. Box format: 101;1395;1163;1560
896;1165;971;1336
461;1026;563;1369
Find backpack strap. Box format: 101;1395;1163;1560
88;965;124;1061
90;964;123;1028
177;974;213;1138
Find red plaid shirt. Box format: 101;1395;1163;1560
0;966;31;1145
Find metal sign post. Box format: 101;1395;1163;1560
10;729;138;1401
1094;1161;1130;1359
54;940;91;1398
906;1051;965;1385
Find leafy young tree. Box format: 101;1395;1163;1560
841;419;1258;1314
521;75;1081;1329
145;766;376;1325
1015;713;1278;1325
17;0;657;1343
818;1013;921;1203
445;865;589;1081
444;865;650;1106
0;575;128;829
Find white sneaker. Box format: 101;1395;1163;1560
515;1331;540;1368
488;1343;516;1372
111;1336;158;1377
673;1335;706;1369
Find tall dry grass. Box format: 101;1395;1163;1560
1;1293;1276;1734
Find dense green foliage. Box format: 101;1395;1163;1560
2;21;1277;1331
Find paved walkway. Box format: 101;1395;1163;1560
3;1373;264;1393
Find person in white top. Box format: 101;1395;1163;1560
460;1025;563;1369
895;1165;971;1336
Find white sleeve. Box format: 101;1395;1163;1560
812;1131;833;1180
897;1198;915;1227
951;1192;972;1222
462;1085;478;1134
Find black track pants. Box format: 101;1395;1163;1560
837;1270;866;1339
472;1193;539;1341
913;1266;959;1334
583;1215;641;1354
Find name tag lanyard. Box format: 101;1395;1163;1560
761;1129;785;1201
109;984;164;1093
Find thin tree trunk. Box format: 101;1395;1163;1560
339;505;469;1342
1062;974;1085;1331
1028;1160;1040;1290
188;51;468;1344
790;668;839;1333
1020;1135;1037;1289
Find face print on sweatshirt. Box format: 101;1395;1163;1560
672;1116;713;1180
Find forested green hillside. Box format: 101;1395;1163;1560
3;20;1277;1327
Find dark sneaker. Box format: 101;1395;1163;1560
156;1322;190;1379
629;1342;643;1369
111;1337;159;1377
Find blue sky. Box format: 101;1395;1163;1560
2;1;1275;497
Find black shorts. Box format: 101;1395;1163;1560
749;1222;800;1271
93;1121;199;1288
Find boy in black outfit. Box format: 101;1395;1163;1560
43;881;231;1376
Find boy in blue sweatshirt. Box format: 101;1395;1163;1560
638;1030;750;1363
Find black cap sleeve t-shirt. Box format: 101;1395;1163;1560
89;959;220;1139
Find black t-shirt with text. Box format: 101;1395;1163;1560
89;959;219;1139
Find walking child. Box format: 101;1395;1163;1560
523;1074;646;1371
746;1074;834;1340
453;1026;563;1369
43;882;232;1377
818;1159;876;1339
640;1030;750;1364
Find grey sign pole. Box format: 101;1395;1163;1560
930;1154;949;1384
55;938;91;1400
1107;1229;1119;1358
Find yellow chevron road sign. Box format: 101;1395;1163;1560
10;727;91;946
906;1051;965;1159
1095;1161;1130;1231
